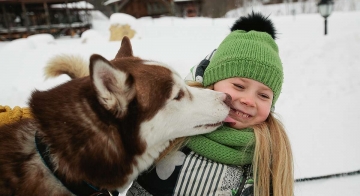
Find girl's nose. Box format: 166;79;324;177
239;95;255;107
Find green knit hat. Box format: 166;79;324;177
203;15;283;105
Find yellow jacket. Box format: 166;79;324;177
0;105;32;126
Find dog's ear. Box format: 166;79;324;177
90;54;136;118
115;36;133;59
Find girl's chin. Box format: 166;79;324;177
227;121;248;130
225;122;236;127
224;116;250;129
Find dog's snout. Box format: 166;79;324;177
223;93;233;108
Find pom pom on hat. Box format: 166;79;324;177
230;11;277;39
203;12;283;106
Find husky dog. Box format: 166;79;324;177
0;37;230;195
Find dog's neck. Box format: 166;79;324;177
35;131;121;195
29;77;153;190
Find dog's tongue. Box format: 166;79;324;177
223;116;236;126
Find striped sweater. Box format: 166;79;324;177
126;147;253;196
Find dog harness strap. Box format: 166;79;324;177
35;131;55;172
35;132;119;196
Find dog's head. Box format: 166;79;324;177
28;36;230;190
90;37;230;147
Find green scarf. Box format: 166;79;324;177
187;126;255;166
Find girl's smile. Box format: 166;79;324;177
214;77;273;129
231;107;252;119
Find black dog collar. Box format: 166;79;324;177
35;132;119;196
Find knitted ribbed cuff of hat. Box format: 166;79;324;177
187;126;255;166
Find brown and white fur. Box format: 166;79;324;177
0;36;230;195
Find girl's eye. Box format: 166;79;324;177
174;90;184;101
233;84;244;89
260;93;270;99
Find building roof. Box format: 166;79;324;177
0;0;82;4
103;0;121;6
51;1;94;9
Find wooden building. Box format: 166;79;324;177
173;0;202;17
0;0;93;40
104;0;173;18
103;0;203;18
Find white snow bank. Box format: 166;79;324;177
81;29;107;43
110;13;137;26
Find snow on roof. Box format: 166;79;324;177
104;0;122;6
109;13;137;26
51;1;94;9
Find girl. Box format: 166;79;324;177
127;12;294;196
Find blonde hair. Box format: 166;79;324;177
157;81;294;196
251;113;294;196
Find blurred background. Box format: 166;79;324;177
0;0;358;40
1;0;360;195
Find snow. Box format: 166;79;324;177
104;0;122;6
80;29;107;43
1;7;360;196
225;0;360;17
110;13;137;26
295;175;360;195
51;1;94;9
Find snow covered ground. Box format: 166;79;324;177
1;9;360;196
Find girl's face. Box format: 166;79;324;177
214;77;273;129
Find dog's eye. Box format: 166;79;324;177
174;90;184;101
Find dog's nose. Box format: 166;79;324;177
223;93;233;108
